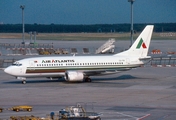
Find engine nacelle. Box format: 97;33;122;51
65;71;84;82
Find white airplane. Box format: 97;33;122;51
4;25;154;84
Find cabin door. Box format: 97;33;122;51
29;60;35;70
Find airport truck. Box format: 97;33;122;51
11;105;32;112
57;103;101;120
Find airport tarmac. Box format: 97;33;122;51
0;39;176;119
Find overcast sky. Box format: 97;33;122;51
0;0;176;24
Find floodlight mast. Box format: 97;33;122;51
20;5;25;44
128;0;135;46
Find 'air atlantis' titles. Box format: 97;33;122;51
42;59;75;63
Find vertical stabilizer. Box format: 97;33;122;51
114;25;154;57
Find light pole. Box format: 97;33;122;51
128;0;135;46
20;5;25;44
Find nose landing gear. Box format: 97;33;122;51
22;80;26;84
17;77;26;84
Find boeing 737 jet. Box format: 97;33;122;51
4;25;154;84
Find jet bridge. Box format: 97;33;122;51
95;39;115;54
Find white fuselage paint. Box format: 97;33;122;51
4;55;145;78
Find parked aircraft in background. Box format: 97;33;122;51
4;25;154;84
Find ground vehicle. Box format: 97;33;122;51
58;103;101;120
10;116;40;120
11;105;32;112
0;107;3;113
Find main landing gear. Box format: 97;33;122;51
84;77;92;82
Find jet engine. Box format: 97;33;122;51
65;71;84;82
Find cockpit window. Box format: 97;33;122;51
12;62;22;66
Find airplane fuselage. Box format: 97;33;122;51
5;55;145;78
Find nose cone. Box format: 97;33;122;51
4;67;12;75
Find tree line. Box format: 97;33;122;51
0;23;176;33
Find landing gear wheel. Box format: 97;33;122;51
85;78;92;82
96;117;101;120
22;80;26;84
27;108;32;112
16;109;19;112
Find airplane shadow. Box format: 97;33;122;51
92;74;138;81
3;74;143;84
3;79;65;84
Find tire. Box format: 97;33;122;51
27;108;32;112
88;78;92;82
85;78;92;82
96;117;101;120
22;80;26;84
16;109;19;112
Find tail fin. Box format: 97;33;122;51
114;25;154;57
